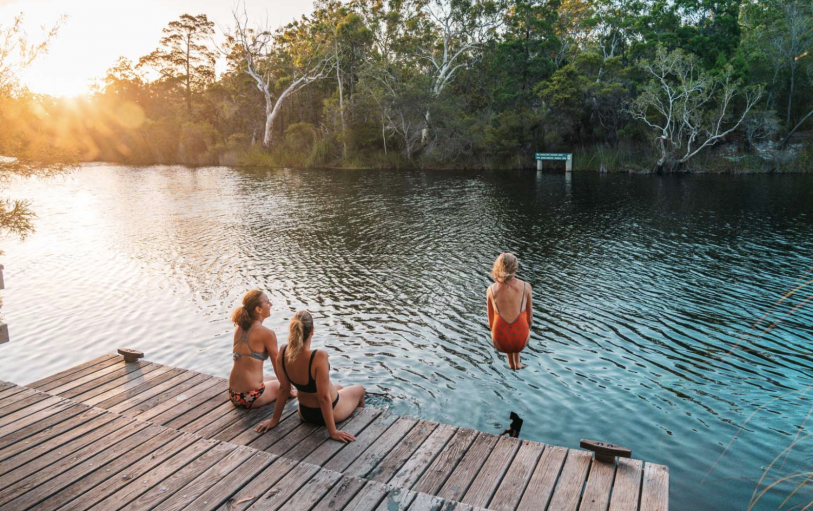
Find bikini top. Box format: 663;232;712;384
491;282;527;324
281;346;330;394
232;324;269;362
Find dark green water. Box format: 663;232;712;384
2;165;812;510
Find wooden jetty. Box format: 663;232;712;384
0;352;669;511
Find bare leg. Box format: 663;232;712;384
265;375;296;398
513;352;526;370
506;353;515;370
331;385;366;423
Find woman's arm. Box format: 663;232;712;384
315;351;354;443
486;287;495;330
263;329;281;378
525;285;533;326
255;348;291;433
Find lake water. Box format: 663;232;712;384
1;164;812;510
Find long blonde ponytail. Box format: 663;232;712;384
287;310;313;363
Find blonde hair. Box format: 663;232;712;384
286;310;314;364
491;253;518;283
231;290;264;331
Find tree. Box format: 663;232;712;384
628;46;763;172
0;13;73;240
138;14;216;116
230;7;333;148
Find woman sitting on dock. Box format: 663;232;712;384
255;310;365;443
228;290;290;409
487;252;533;370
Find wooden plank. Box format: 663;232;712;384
0;386;29;403
344;417;418;478
546;449;593;511
320;413;400;472
180;400;245;436
267;421;320;456
387;424;457;489
244;461;322;511
0;407;105;463
213;456;295;511
0;387;37;413
117;442;237;511
373;488;417;511
227;400;299;446
0;401;83;445
45;361;127;396
81;364;176;407
367;420;437;484
0;417;144;505
151;445;257;511
489;441;545;511
406;492;444;511
276;468;343;511
93;367;189;410
283;407;375;462
69;362;165;405
4;424;166;510
608;458;644;511
86;437;220;511
58;361;157;401
123;374;219;421
436;432;499;502
138;379;227;426
113;372;210;416
161;390;231;430
0;409;116;468
411;427;477;495
579;459;618;511
462;435;522;508
340;480;389;511
640;463;669;511
178;450;277;511
0;395;64;430
516;445;568;511
307;475;366;511
52;432;196;511
26;354;119;389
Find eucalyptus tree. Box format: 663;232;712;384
230;8;334;149
628;46;763;172
138;14;217;116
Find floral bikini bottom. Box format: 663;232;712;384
228;383;266;409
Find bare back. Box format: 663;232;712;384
229;324;275;392
490;278;531;323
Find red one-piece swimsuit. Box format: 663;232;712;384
490;282;530;354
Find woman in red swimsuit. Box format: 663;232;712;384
487;253;533;370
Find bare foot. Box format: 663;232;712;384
515;363;526;370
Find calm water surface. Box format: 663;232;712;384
1;165;812;510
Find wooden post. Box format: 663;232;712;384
0;264;5;290
566;154;572;172
537;160;543;171
580;439;631;463
0;321;8;345
118;348;144;363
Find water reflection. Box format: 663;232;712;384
0;166;812;510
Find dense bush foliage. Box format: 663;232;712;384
3;0;813;173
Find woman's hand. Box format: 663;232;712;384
329;429;355;443
255;418;278;433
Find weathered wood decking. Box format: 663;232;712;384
0;353;669;511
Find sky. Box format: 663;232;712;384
0;0;313;97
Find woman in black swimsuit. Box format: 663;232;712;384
255;310;365;443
